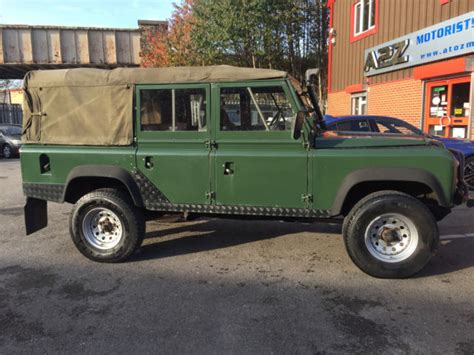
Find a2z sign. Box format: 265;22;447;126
364;40;410;73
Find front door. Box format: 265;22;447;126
212;80;308;209
135;84;211;205
424;77;471;139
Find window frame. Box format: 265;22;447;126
136;83;211;140
350;0;378;43
213;80;300;141
351;92;368;115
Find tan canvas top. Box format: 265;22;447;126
22;66;288;146
24;65;288;88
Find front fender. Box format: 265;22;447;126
330;167;449;215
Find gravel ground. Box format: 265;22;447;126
1;159;473;354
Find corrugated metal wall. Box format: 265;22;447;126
0;104;22;125
0;25;141;66
330;0;474;92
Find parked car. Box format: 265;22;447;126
20;66;472;278
0;125;22;159
324;115;474;190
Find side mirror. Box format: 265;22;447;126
292;111;306;140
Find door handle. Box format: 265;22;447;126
145;156;154;169
223;162;234;175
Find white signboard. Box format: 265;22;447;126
364;12;474;76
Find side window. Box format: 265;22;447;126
220;86;294;131
140;88;207;132
336;119;371;132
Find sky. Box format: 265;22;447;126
0;0;175;28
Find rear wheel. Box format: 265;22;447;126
2;144;12;159
464;156;474;190
69;188;145;262
343;191;439;278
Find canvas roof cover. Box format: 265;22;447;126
22;65;288;145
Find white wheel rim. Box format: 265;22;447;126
82;207;123;250
364;213;419;263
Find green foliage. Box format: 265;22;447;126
190;0;329;102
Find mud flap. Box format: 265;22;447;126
24;197;47;235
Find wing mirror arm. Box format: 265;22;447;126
304;68;326;131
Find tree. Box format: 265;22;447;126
190;0;329;105
139;0;330;107
167;0;198;66
140;23;169;67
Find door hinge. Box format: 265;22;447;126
301;194;313;206
205;140;218;149
205;191;215;201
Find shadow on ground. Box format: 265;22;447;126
133;217;474;277
134;218;341;262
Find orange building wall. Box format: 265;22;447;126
327;91;352;116
367;79;423;128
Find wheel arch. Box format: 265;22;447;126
331;167;449;216
63;165;144;207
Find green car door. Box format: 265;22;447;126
135;83;212;205
211;80;309;208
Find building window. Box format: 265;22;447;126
351;92;367;115
354;0;375;35
351;0;377;42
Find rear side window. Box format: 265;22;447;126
336;119;371;132
140;88;207;132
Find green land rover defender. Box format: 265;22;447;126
21;65;471;278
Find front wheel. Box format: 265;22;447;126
343;191;439;278
69;188;145;262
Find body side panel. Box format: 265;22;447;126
312;145;456;212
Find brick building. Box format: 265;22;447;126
327;0;474;139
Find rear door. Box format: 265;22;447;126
211;80;308;208
135;84;211;205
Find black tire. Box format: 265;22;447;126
69;188;145;262
464;155;474;191
342;191;439;278
2;144;12;159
